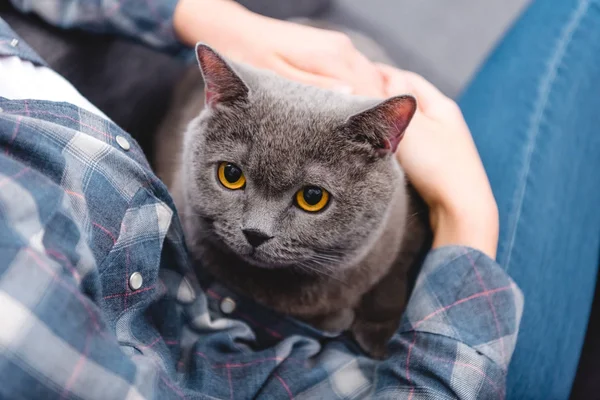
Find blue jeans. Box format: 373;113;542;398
459;0;600;398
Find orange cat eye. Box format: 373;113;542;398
295;186;330;212
218;162;246;190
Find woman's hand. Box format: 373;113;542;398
173;0;385;97
378;65;499;259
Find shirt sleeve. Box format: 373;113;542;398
372;246;524;399
9;0;185;54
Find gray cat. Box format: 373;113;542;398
155;42;429;358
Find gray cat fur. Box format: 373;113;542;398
155;26;429;358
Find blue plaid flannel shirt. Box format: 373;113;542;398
0;8;523;400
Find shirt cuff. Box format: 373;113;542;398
400;246;524;369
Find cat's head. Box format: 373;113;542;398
182;44;416;273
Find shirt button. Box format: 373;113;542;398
116;135;131;151
129;272;143;291
220;297;236;314
10;39;19;47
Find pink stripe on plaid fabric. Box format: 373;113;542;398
406;331;417;400
5;108;143;154
273;372;294;400
104;1;122;18
60;328;93;400
227;364;233;400
5;115;23;155
46;248;82;283
413;285;513;329
102;284;156;300
139;336;162;350
427;355;504;399
17;110;113;140
92;222;117;244
25;248;109;339
160;375;186;399
5;101;31;155
123;222;130;310
0;167;30;188
465;251;507;368
215;358;284;369
64;190;85;199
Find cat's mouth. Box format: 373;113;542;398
199;216;345;271
239;251;298;269
202;226;302;269
214;234;326;270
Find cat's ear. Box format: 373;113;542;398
346;95;416;154
195;44;249;107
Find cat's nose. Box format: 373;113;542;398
242;229;273;248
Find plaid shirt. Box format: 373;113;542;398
9;0;186;55
0;15;523;400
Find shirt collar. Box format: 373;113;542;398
0;17;47;67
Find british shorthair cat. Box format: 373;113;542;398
155;42;429;358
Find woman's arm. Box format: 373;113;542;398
383;65;500;259
368;67;521;397
9;0;387;96
375;246;522;399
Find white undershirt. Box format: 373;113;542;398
0;55;107;119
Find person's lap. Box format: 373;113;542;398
459;0;600;398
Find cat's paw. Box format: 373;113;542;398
351;318;399;360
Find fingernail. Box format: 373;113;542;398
334;85;353;95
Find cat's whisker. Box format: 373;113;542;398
311;254;341;263
310;255;344;268
307;255;339;268
405;211;424;224
316;249;347;258
296;261;347;286
308;259;340;273
306;263;337;276
301;266;343;284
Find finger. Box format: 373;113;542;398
377;64;412;95
403;70;450;109
303;52;385;97
272;57;354;93
279;51;360;92
377;64;451;114
278;32;385;98
347;52;386;97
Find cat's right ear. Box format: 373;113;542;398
195;44;249;107
345;95;417;155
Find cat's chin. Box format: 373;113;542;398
205;231;343;272
237;251;298;270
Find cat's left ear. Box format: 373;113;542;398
346;95;416;154
195;43;249;107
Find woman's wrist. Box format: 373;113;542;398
430;201;499;259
